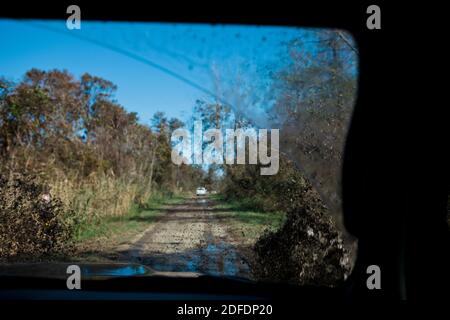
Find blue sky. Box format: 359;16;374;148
0;19;305;125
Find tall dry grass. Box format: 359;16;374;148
48;170;152;224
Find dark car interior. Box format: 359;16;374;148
0;2;448;308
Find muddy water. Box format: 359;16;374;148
120;198;251;278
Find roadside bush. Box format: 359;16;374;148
221;157;354;286
252;182;352;287
0;173;75;261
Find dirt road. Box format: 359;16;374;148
116;197;251;278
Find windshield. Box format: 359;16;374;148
0;19;358;286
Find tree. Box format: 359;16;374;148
268;30;357;224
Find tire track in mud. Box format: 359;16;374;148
118;197;251;278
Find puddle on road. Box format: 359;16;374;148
82;265;148;277
204;242;243;277
146;241;249;278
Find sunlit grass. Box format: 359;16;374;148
75;193;186;243
212;194;285;245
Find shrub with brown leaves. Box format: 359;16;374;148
222;158;354;286
252;181;353;287
253;208;351;287
0;173;75;261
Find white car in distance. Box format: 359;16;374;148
196;187;207;196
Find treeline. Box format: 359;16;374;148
0;69;204;259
